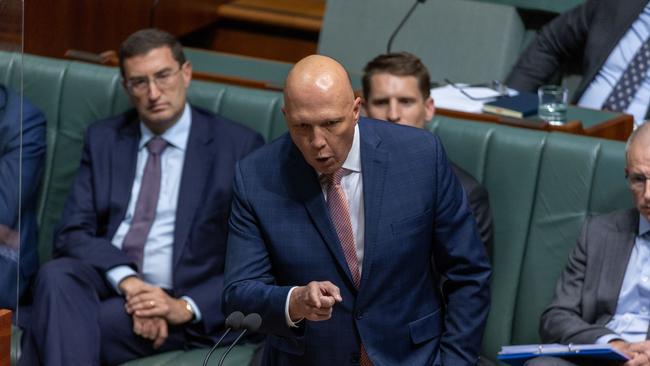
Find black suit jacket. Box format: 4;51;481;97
540;209;641;343
54;105;263;342
507;0;649;106
451;164;493;259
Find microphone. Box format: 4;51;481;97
386;0;427;53
202;311;245;366
217;313;263;366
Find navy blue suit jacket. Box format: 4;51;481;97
223;118;491;365
0;85;46;310
54;106;263;342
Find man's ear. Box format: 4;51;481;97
425;96;435;121
182;61;192;87
352;96;362;121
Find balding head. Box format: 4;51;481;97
283;55;361;174
626;122;650;221
284;55;355;112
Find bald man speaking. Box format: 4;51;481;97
223;55;491;366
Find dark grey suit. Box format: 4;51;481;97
540;209;640;344
506;0;649;106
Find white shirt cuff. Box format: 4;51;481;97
106;265;138;294
596;333;623;344
285;286;303;327
181;296;202;323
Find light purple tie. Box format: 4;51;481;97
121;136;168;271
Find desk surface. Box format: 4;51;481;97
437;106;633;142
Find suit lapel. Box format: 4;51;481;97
173;108;213;267
357;120;387;292
108;113;140;237
599;210;638;317
286;142;357;287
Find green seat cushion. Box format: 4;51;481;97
120;344;257;366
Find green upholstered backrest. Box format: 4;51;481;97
429;117;632;362
0;51;287;265
469;0;583;14
318;0;525;84
184;47;293;88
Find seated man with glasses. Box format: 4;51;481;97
525;122;650;366
19;28;264;366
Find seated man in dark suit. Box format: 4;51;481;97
19;28;263;365
0;84;46;311
507;0;650;127
362;52;494;256
526;122;650;366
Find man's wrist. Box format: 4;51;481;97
181;299;195;322
285;286;303;327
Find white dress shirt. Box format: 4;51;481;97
105;103;201;321
578;4;650;126
285;123;364;326
597;215;650;344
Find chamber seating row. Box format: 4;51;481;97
0;51;629;365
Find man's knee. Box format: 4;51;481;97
525;357;578;366
33;258;95;292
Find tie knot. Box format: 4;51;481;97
326;168;347;187
147;137;168;156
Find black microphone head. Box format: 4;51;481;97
225;311;245;330
241;313;262;332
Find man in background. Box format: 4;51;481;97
19;28;263;365
507;0;650;126
362;52;493;255
527;122;650;366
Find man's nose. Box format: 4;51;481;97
387;100;400;122
148;79;162;100
310;127;327;149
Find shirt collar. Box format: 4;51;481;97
139;103;191;151
640;214;650;237
341;123;361;173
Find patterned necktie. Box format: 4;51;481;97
121;136;168;271
326;168;361;287
325;168;373;366
602;38;650;112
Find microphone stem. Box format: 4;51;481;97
217;329;248;366
202;328;231;366
387;0;423;53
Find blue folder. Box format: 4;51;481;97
497;344;629;366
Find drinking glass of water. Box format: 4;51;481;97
538;85;568;125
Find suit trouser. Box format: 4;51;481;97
18;257;187;366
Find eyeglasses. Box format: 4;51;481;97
626;172;650;191
125;66;183;96
444;78;508;101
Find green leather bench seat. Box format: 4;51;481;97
184;47;363;90
185;47;292;89
469;0;583;14
0;51;633;365
430;117;631;363
319;0;525;84
0;51;284;365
